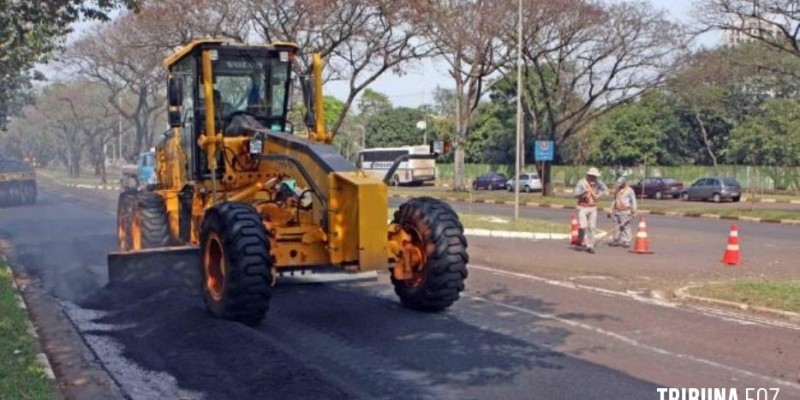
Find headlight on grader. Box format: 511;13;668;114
248;138;263;155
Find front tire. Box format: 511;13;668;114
654;191;662;200
712;193;721;203
201;202;273;325
390;197;469;312
681;192;689;201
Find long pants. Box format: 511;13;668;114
577;206;598;249
612;211;633;246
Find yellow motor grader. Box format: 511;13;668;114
109;40;469;325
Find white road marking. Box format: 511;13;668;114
464;294;800;391
469;264;800;330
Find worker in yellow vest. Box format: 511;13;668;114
608;176;638;248
574;167;608;253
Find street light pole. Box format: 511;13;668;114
118;96;122;165
514;0;523;220
416;120;428;145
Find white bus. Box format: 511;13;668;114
358;145;436;186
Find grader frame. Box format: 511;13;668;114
110;40;468;325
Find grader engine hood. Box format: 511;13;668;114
257;129;389;271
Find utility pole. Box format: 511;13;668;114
117;96;122;165
514;0;523;220
416;120;428;145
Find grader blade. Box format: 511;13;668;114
107;246;201;291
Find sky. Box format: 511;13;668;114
57;0;719;108
325;0;719;108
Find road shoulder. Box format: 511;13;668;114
0;240;126;400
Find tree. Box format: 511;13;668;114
590;96;669;167
697;0;800;61
728;98;800;167
0;0;140;129
417;0;511;190
365;107;426;148
63;0;248;158
248;0;435;136
358;89;393;118
510;0;685;195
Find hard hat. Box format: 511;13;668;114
616;176;627;185
586;167;601;177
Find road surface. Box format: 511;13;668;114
1;180;798;400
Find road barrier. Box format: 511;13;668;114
630;217;653;255
570;214;580;246
722;225;741;266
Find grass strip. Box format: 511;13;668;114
689;281;800;314
0;257;53;400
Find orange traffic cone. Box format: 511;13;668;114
722;225;741;266
629;217;653;254
570;214;580;245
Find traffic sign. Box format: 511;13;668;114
534;140;554;162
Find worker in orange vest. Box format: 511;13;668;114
608;176;637;248
574;167;608;253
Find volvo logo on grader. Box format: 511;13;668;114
109;40;469;325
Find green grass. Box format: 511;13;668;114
458;214;564;233
0;258;53;400
690;281;800;313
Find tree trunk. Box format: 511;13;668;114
453;79;466;191
454;146;466;191
100;155;107;185
694;112;717;167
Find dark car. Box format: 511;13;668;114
472;172;507;190
630;177;684;199
681;177;742;203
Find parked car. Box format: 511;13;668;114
681;177;742;203
506;172;543;193
630;177;684;199
472;172;508;190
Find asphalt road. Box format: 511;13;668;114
1;180;799;399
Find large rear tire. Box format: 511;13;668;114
137;192;171;248
200;202;273;326
390;197;469;312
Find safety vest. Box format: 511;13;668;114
578;179;598;207
614;186;633;211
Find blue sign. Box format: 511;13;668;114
534;140;554;162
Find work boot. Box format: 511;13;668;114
608;241;620;247
586;247;596;254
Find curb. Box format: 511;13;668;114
4;259;58;383
674;283;800;323
65;183;118;191
390;194;800;225
464;228;569;241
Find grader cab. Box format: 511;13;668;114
109;40;468;325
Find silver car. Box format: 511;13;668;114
681;177;742;203
506;173;543;193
